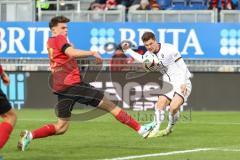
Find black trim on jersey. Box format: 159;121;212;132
153;43;161;54
160;61;171;82
175;57;182;62
159;94;172;102
61;43;71;54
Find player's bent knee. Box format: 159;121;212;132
55;125;69;135
57;128;68;135
3;109;17;126
156;101;167;109
10;112;17;125
156;96;170;109
54;121;69;135
97;97;116;111
170;97;183;110
169;105;180;115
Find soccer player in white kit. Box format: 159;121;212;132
122;32;192;137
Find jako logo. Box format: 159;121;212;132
0;73;26;109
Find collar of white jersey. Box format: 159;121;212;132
153;43;161;54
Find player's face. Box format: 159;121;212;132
144;39;158;53
52;23;68;37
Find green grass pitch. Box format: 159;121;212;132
1;109;240;160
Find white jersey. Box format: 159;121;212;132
147;43;191;83
126;43;191;84
125;43;192;100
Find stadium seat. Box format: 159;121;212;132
189;0;208;9
170;0;189;10
232;0;239;9
157;0;171;9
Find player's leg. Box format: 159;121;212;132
167;93;184;132
18;97;73;151
147;96;170;138
166;80;192;134
0;88;17;150
0;108;17;149
156;94;183;137
154;96;170;130
18;118;69;151
65;82;156;138
1;108;17;127
71;82;155;137
159;90;189;136
156;80;192;137
97;96;156;138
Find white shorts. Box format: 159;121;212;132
162;79;192;102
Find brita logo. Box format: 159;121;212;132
90;28;116;55
0;73;26;109
220;29;240;56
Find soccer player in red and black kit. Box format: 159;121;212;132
17;16;156;151
0;65;17;150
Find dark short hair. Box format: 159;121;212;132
49;16;70;29
115;44;123;51
141;32;156;42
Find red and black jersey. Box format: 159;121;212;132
47;35;81;92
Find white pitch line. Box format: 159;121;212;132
183;122;240;125
103;148;240;160
216;148;240;152
103;148;213;160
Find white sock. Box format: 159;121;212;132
138;126;145;135
154;109;165;130
138;126;150;135
167;113;175;130
173;111;180;123
28;131;33;140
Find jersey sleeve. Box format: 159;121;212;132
173;47;191;83
164;43;182;62
55;35;71;54
176;58;188;83
171;46;182;62
168;44;190;83
125;48;144;63
0;65;3;75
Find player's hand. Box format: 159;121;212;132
180;84;187;96
1;72;10;85
121;41;130;51
92;51;103;64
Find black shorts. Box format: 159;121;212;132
0;89;12;115
54;82;104;118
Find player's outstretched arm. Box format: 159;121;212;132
65;47;95;58
65;47;103;63
121;41;144;63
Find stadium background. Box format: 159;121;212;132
0;0;240;159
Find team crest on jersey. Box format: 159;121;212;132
161;54;164;58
